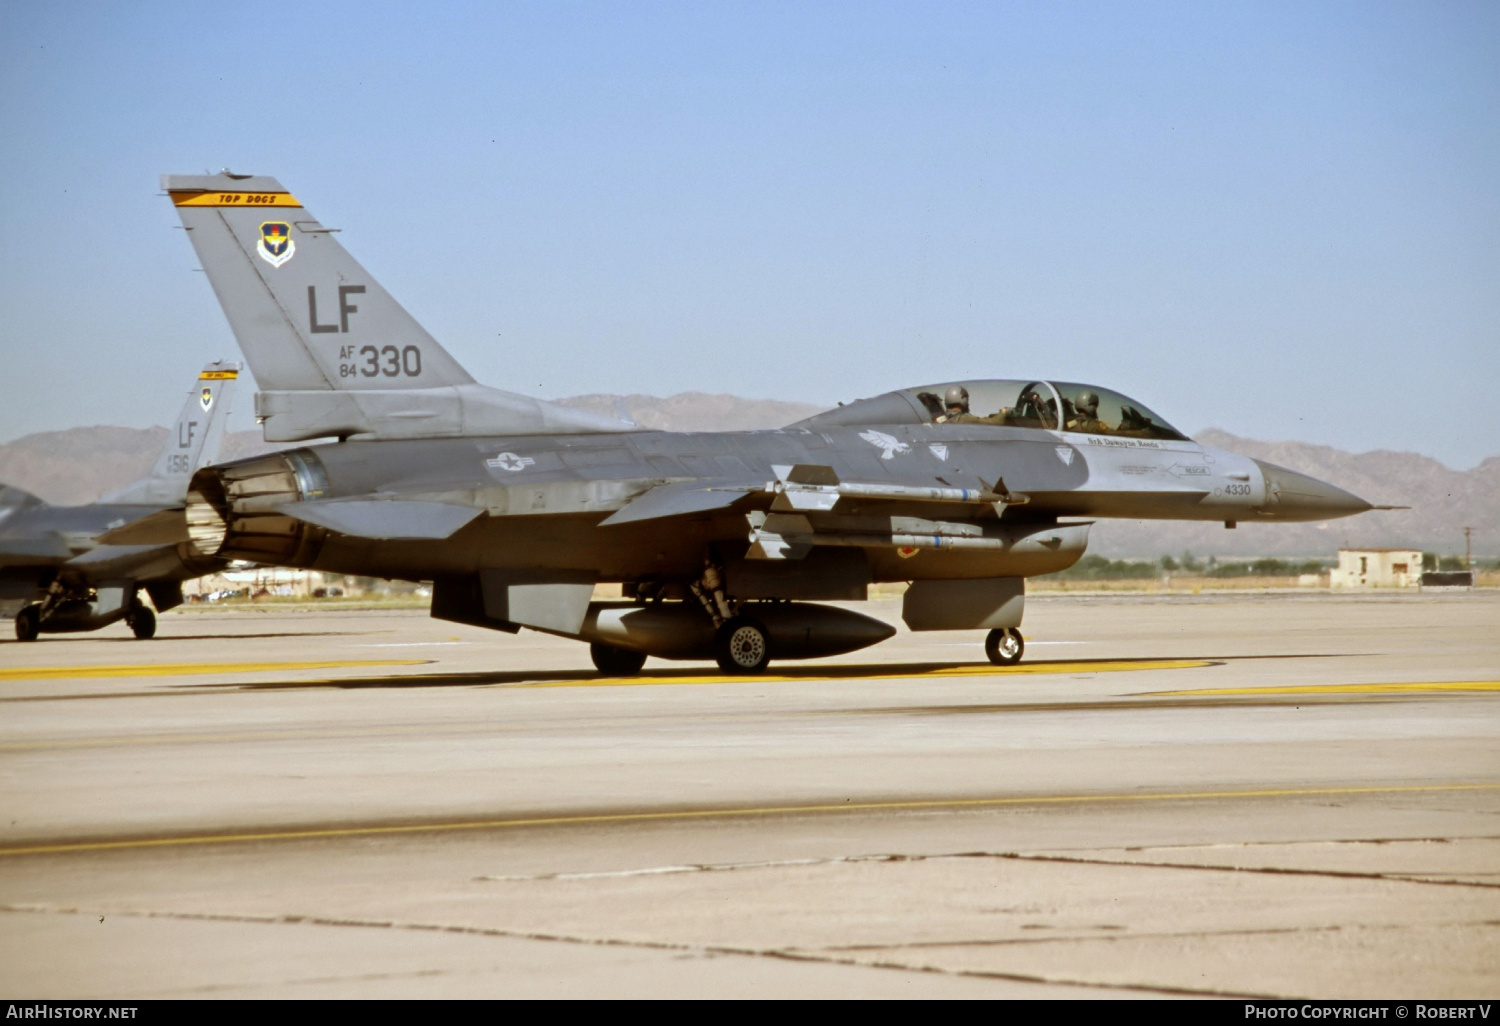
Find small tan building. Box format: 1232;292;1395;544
1330;548;1422;589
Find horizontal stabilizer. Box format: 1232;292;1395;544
65;544;170;568
96;508;189;546
599;481;755;527
277;499;483;540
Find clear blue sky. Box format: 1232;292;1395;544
1;1;1496;466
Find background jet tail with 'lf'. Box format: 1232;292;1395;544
100;361;241;506
163;172;627;443
2;360;246;639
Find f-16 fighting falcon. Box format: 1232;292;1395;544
161;172;1390;674
1;362;240;641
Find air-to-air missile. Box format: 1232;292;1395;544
149;172;1389;674
2;362;240;640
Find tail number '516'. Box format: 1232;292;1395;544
339;346;423;378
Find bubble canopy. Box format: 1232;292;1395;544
799;380;1190;442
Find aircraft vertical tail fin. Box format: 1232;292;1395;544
101;361;240;505
162;172;626;442
162;173;475;393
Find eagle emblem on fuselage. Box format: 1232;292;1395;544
858;430;911;460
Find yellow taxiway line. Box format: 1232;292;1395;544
2;782;1495;858
0;657;1210;689
0;660;427;682
526;658;1214;689
1146;681;1500;697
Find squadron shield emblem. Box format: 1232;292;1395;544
199;387;213;412
256;221;295;268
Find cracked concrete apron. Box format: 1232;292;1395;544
0;593;1497;997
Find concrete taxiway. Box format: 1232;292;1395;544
0;592;1496;998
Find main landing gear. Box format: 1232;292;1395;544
11;589;158;641
590;642;647;676
587;615;774;676
688;555;774;675
14;605;40;642
126;604;156;640
985;627;1024;666
714;615;772;675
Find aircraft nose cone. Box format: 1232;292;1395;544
1254;459;1372;521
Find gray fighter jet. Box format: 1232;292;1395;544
159;172;1387;673
1;362;240;640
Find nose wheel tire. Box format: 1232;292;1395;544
14;606;40;642
590;642;647;676
714;616;772;675
985;627;1024;666
127;605;156;640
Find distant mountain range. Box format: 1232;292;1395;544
2;394;1491;557
0;393;824;506
1088;430;1496;558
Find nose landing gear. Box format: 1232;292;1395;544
985;627;1024;666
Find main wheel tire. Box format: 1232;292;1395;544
984;627;1024;666
590;642;646;676
14;606;40;643
714;616;772;675
127;605;156;640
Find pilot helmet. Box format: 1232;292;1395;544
1075;391;1100;415
943;385;970;413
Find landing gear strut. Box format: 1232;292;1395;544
687;555;773;675
985;627;1024;666
688;557;735;627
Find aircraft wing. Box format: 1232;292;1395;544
598;481;759;527
277;499;483;540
